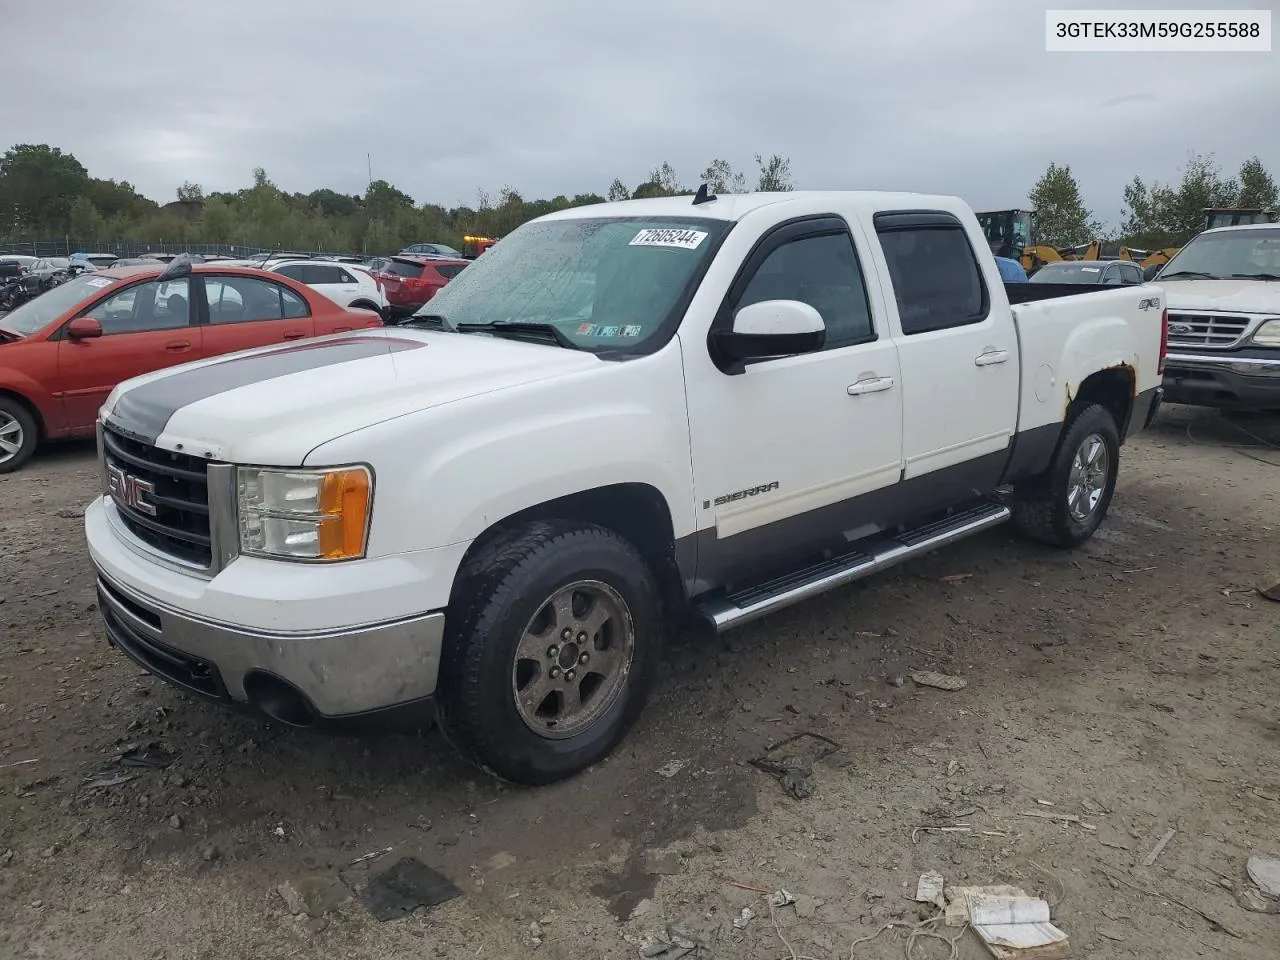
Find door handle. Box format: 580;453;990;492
847;376;895;396
164;340;190;352
975;349;1010;366
282;330;305;340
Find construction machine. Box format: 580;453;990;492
1203;207;1278;231
975;209;1102;273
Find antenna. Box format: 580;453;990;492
692;182;717;206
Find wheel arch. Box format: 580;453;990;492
1072;364;1135;440
451;482;686;613
0;388;45;441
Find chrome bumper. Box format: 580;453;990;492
1164;353;1280;378
95;570;445;718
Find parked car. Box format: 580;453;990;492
1158;222;1280;410
369;255;468;319
82;191;1166;785
1029;260;1144;285
260;258;387;318
24;258;77;290
70;252;121;270
0;259;383;472
400;242;463;259
0;255;37;274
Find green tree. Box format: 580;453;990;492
645;161;683;196
0;143;91;234
176;181;204;203
1158;152;1238;243
1027;162;1100;247
68;197;106;239
754;153;794;192
1236;156;1278;210
607;178;630;202
699;158;747;194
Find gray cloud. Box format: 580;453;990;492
3;0;1275;228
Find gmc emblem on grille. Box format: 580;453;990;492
107;464;157;516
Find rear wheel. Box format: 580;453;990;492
437;521;663;785
0;398;37;474
1012;403;1120;548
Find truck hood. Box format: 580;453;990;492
102;328;601;464
1161;279;1280;315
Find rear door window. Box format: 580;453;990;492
874;214;990;335
384;260;425;279
203;275;310;324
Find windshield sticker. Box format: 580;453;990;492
1080;267;1101;273
576;323;597;336
630;228;708;250
598;326;621;338
621;325;642;337
85;276;114;288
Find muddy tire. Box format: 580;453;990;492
437;521;663;785
1012;403;1120;548
0;396;38;474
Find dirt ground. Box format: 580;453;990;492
2;403;1278;960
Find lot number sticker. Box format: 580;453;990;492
85;276;114;288
630;228;708;250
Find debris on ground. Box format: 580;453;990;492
638;923;704;959
1247;852;1280;897
732;906;755;929
954;888;1070;959
1258;578;1280;602
361;857;461;921
117;744;174;768
748;732;840;800
1141;828;1176;866
349;846;393;866
910;670;968;692
915;870;945;908
655;759;687;779
277;873;350;919
82;772;136;791
940;573;973;583
767;889;795;907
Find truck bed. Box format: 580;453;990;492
1004;282;1141;305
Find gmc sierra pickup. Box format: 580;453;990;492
84;190;1167;784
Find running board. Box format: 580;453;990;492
694;501;1010;632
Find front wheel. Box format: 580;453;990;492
1012;403;1120;548
437;521;663;785
0;398;38;474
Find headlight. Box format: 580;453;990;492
237;466;372;561
1253;319;1280;346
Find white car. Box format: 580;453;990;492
260;259;387;318
86;190;1166;785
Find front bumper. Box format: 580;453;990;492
95;569;445;722
1162;351;1280;409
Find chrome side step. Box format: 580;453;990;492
694;501;1010;632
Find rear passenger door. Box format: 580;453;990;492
872;211;1019;487
196;274;315;360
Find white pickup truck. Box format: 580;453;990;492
84;191;1167;784
1156;222;1280;410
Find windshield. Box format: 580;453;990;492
1030;262;1105;284
1158;228;1280;280
0;273;118;336
411;216;730;350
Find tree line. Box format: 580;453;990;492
0;144;793;255
0;141;1273;255
1029;153;1277;249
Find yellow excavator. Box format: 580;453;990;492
975;209;1102;274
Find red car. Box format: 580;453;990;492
369;255;468;319
0;261;382;472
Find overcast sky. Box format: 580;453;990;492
2;0;1275;227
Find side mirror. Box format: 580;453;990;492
713;300;826;366
67;317;103;339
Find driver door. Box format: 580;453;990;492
57;278;199;430
683;215;904;588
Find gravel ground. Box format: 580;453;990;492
1;403;1278;960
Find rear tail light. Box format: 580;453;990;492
1157;308;1168;375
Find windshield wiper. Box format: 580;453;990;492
454;320;577;349
1158;270;1220;280
1230;272;1280;281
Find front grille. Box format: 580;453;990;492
101;425;213;567
1166;312;1251;349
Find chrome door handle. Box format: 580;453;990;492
847;376;895;396
975;350;1010;366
